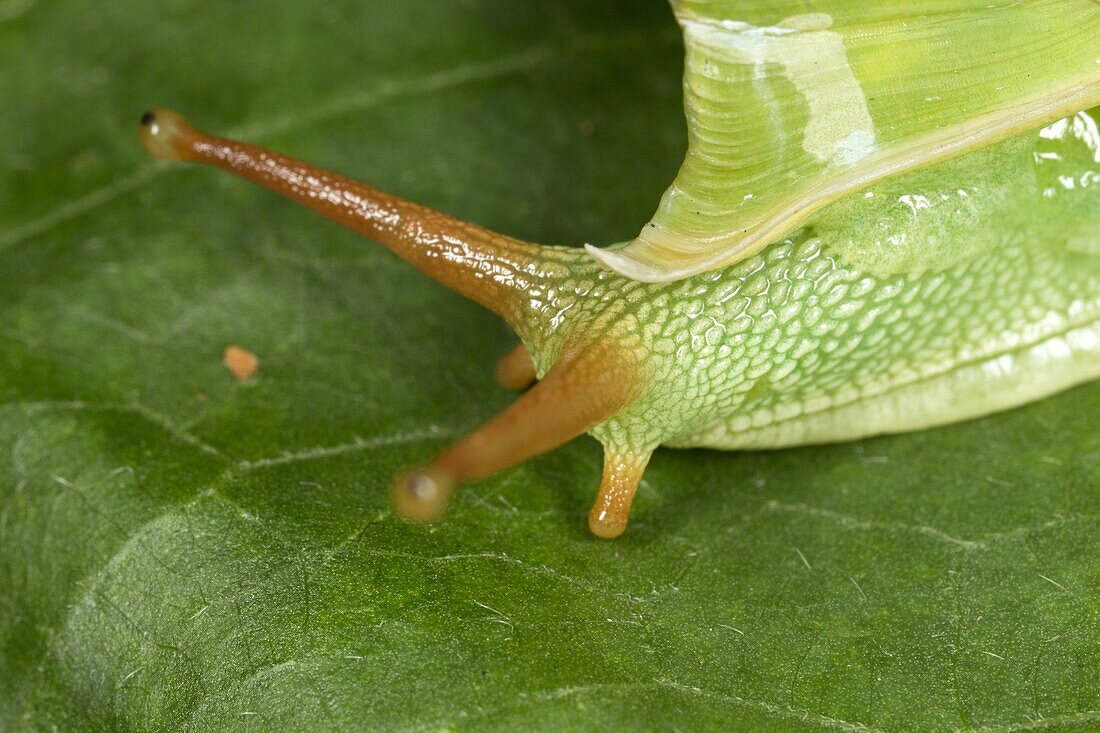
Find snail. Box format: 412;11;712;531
139;0;1100;538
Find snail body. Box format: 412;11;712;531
139;0;1100;537
528;125;1100;455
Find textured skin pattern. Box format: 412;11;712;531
515;115;1100;455
521;231;1098;454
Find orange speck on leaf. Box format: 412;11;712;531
223;345;259;381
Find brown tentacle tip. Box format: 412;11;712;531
138;108;199;162
494;343;537;392
391;467;454;524
588;507;629;539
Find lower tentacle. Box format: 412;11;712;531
392;345;647;525
494;343;537;391
588;448;654;538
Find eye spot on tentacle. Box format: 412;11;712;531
392;468;453;524
138;108;198;162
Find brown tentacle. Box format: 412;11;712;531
138;108;540;323
588;448;653;539
494;343;537;391
392;345;645;523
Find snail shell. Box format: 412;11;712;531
589;0;1100;282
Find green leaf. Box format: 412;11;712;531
1;1;1097;731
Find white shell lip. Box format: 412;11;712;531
592;77;1100;285
584;244;672;283
606;1;1100;285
